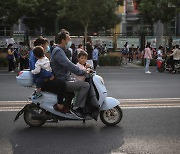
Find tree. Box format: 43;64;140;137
20;0;62;35
138;0;179;49
0;0;23;36
62;0;119;43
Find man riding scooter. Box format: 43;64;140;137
168;45;180;73
50;29;91;118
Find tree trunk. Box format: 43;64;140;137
163;23;169;54
84;24;88;46
10;26;13;38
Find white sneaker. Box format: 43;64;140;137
145;71;151;74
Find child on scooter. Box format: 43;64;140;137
31;46;54;98
73;51;91;81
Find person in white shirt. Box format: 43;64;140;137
157;46;163;60
74;51;90;81
31;46;54;98
168;45;180;73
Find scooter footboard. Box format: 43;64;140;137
100;97;120;110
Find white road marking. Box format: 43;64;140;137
0;98;180;111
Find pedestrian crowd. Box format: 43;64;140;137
6;36;109;73
121;41;180;74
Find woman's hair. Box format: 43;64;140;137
7;44;13;48
33;46;44;58
78;44;83;48
34;36;48;46
78;51;88;58
146;43;151;48
57;29;70;43
158;46;163;50
176;45;179;49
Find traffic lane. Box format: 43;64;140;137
99;71;180;99
0;108;180;154
0;72;33;101
1;68;180;101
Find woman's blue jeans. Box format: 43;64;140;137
145;58;150;72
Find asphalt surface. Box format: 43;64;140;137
0;64;180;101
0;108;179;154
0;64;180;154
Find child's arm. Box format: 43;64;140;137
85;63;91;68
31;62;41;74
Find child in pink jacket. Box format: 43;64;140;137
74;51;90;81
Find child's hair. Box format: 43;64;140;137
33;46;44;58
78;51;88;58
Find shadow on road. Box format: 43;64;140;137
10;123;125;154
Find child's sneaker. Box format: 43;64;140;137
32;92;42;99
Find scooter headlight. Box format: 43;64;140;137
99;76;104;85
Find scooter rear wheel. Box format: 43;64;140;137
100;106;123;126
24;105;46;127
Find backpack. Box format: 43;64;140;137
122;48;128;54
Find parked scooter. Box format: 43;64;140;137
157;57;180;73
14;70;123;127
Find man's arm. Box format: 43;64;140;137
54;49;86;76
169;49;177;56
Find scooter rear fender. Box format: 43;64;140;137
100;97;120;111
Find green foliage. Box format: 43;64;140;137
64;0;119;31
0;0;119;35
0;0;22;26
138;0;177;25
99;55;122;66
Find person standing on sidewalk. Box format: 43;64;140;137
18;42;29;71
93;45;99;70
86;39;94;68
144;43;152;73
7;44;16;72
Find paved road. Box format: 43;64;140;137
0;108;179;154
0;65;180;154
0;64;180;101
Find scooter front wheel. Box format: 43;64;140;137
24;105;46;127
100;106;123;126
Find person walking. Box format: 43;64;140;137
122;42;129;65
93;45;99;70
144;43;152;73
7;44;16;72
18;42;29;71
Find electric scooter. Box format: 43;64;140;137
14;70;123;127
157;57;180;73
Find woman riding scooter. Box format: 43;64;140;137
168;45;180;73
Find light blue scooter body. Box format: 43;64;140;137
100;97;120;110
